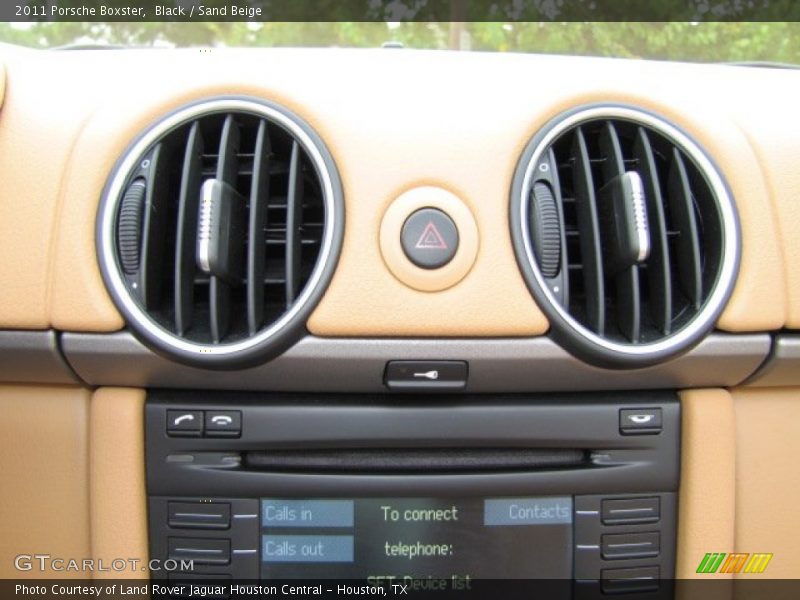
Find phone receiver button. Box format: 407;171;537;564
205;410;242;438
167;410;203;437
619;408;662;435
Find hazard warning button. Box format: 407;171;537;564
400;208;459;269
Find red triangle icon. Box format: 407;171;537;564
415;221;448;250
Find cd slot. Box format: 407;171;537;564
242;447;589;474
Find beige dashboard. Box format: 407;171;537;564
0;46;799;334
1;46;800;585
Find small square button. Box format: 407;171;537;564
204;411;241;438
620;408;662;435
167;410;203;437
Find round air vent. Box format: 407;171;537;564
97;97;343;368
510;105;740;368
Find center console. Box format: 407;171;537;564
146;391;679;595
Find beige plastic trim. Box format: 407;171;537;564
731;387;800;579
676;389;736;582
0;385;91;579
379;186;479;292
90;387;149;578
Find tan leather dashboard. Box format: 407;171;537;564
0;385;92;578
0;47;798;334
2;45;799;584
678;387;800;582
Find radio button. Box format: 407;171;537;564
205;411;241;438
167;410;203;436
601;531;660;560
168;537;230;566
601;566;659;594
602;497;660;525
384;360;468;391
168;502;231;530
400;208;459;269
619;408;662;435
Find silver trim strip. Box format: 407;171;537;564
519;106;739;357
744;334;800;387
60;331;769;392
0;330;79;385
97;98;338;358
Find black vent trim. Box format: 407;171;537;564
510;105;739;368
98;97;344;368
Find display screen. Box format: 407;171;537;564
259;497;572;581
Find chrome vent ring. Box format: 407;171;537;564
510;105;740;368
97;97;344;368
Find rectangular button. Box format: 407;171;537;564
602;566;659;594
167;410;203;437
204;411;241;438
384;361;468;391
602;497;660;525
169;502;231;530
168;538;230;566
602;532;660;560
620;408;662;434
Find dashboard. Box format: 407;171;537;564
0;44;799;593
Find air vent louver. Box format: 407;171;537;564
98;98;343;368
511;106;739;368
